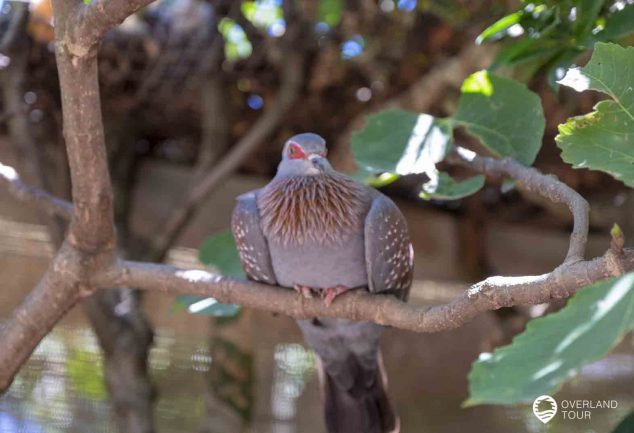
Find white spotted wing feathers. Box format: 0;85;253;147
231;192;277;284
364;194;413;300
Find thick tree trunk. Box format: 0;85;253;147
83;290;155;433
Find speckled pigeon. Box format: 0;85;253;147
232;133;413;433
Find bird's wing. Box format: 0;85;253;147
231;191;277;285
364;193;413;300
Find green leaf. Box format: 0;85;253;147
175;295;241;317
556;43;634;187
612;410;634;433
574;0;605;38
466;273;634;406
67;349;107;400
420;172;485;200
597;5;634;41
318;0;342;27
489;37;539;69
175;230;244;317
350;110;484;198
453;71;545;165
476;11;523;44
351;110;452;175
218;18;253;61
545;48;583;91
241;0;283;29
199;230;244;278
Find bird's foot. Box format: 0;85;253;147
322;285;349;307
294;284;316;299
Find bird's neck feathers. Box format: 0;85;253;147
258;172;366;246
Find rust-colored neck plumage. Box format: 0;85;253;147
258;173;365;246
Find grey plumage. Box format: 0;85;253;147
231;133;413;433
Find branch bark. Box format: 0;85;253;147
0;162;73;219
53;0;117;252
90;243;632;333
0;243;83;391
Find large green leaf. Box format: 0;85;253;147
351;110;452;175
452;71;545;165
466;272;634;406
352;110;486;200
177;230;243;317
420;172;485;200
556;42;634;187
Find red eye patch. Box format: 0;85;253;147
288;142;307;160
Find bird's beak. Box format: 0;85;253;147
308;154;326;171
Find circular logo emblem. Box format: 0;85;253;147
533;395;558;424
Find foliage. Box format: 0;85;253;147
453;70;545;165
420;172;485;200
318;0;343;27
198;230;245;278
177;231;242;317
612;410;634;433
219;18;253;61
351;41;634;407
477;1;634;89
66;348;107;401
466;272;634;405
352;70;544;199
557;42;634;187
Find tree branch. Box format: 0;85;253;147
0;1;28;54
73;0;156;51
52;0;118;252
448;146;590;263
91;243;633;333
148;43;306;259
0;243;83;391
0;162;73;219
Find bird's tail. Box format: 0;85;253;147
318;352;399;433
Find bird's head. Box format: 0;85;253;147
277;133;331;177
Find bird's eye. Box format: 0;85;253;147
288;143;305;160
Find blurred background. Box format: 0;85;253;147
1;0;634;432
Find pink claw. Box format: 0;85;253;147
294;284;315;299
322;285;349;307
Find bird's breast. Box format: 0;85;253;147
257;174;367;246
267;233;368;289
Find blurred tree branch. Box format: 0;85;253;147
147;4;308;260
0;1;28;54
0;161;73;218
